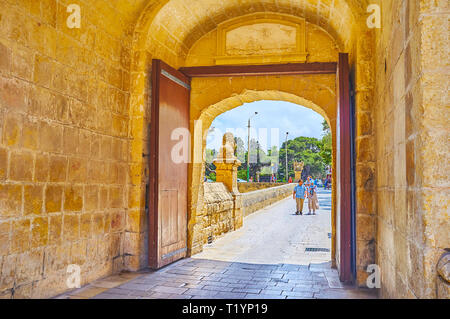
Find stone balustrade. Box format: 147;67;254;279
241;183;296;217
200;181;295;246
201;182;235;245
238;182;286;193
198;133;297;248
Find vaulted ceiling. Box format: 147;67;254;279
145;0;368;57
87;0;369;55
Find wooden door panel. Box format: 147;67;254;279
149;59;190;269
160;190;178;247
337;53;353;283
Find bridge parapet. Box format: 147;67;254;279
241;183;296;217
200;182;295;248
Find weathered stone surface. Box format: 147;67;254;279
238;182;285;193
437;252;450;283
374;0;449;299
0;0;445;299
241;184;296;217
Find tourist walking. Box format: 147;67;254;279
293;179;307;215
307;183;319;215
306;176;314;188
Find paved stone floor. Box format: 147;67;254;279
57;189;378;299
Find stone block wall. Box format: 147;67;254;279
0;0;446;300
373;0;449;298
237;182;285;193
241;184;296;217
200;183;234;245
0;0;133;298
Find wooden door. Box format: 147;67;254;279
336;53;354;283
149;59;190;269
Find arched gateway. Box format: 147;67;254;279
149;50;354;284
0;0;446;299
127;0;377;291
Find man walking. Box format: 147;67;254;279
293;179;307;215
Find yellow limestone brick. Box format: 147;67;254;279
64;186;83;212
49;155;67;183
45;185;63;213
49;214;62;245
34;153;49;182
22;118;39;150
11;219;31;254
24;185;43;215
0;147;7;180
3;112;22;147
0;184;22;219
31;217;49;248
9;151;34;181
63;214;79;242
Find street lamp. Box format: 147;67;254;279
247;112;258;182
285;132;289;183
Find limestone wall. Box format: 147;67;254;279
201;183;234;245
0;0;446;300
241;184;296;217
0;0;134;298
373;0;449;298
238;182;285;193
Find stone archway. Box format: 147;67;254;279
126;0;376;287
0;0;444;300
188;89;338;265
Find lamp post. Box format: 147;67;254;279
247;112;258;182
285;132;289;183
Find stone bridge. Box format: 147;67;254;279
196;133;295;250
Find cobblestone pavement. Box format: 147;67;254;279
57;189;378;299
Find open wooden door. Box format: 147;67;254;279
149;59;190;269
336;53;354;283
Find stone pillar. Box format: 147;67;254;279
213;133;243;230
294;161;304;181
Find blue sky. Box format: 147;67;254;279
206;100;325;151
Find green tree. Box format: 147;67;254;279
204;148;216;180
320;120;332;166
279;136;326;180
237;170;247;180
236;138;272;181
234;136;246;163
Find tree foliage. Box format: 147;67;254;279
320;120;332;166
206;120;332;182
279;136;325;180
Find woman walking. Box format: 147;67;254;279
307;183;319;215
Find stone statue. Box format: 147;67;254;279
213;133;241;193
215;132;238;164
293;161;304;181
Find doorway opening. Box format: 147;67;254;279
149;57;355;284
196;100;334;267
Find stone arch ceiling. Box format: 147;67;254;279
142;0;369;61
88;1;369;58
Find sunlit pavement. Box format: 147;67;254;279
194;189;333;265
57;189;377;299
